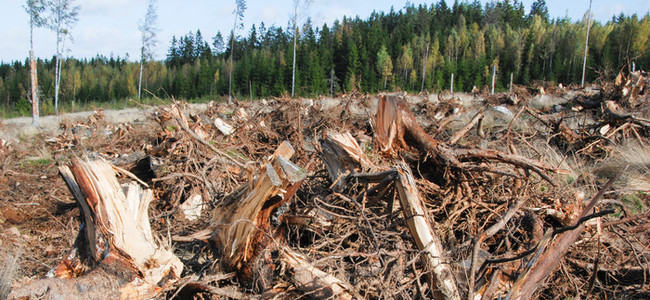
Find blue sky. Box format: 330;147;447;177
1;0;649;62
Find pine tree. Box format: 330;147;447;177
529;0;549;24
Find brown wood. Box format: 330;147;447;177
211;141;305;285
375;94;564;185
508;175;619;299
449;110;484;145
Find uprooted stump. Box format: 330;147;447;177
375;94;565;185
9;159;183;300
210;141;354;298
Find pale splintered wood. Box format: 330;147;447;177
214;141;305;276
59;159;181;299
212;141;354;295
320;130;372;191
394;164;461;300
281;247;354;299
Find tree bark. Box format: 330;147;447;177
29;50;39;127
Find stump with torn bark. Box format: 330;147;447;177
9;159;183;300
210;141;354;298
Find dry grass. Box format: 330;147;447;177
596;142;650;192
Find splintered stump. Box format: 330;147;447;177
9;159;183;300
320;131;461;300
320;130;373;191
211;141;353;298
375;94;563;184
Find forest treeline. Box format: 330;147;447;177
2;0;650;115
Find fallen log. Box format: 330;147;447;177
10;158;183;300
375;94;564;185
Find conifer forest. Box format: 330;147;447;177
1;0;649;114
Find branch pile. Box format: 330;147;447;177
5;87;649;299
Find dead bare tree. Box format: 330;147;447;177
290;0;312;98
228;0;247;104
138;0;159;100
24;0;46;127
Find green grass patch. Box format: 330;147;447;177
621;193;647;215
226;150;247;161
19;157;53;168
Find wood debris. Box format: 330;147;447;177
4;79;650;299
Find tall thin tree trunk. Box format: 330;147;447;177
54;26;62;115
291;4;297;98
420;42;429;93
228;27;235;104
29;24;39;127
30;51;39;127
54;55;60;115
581;0;592;87
138;56;144;99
